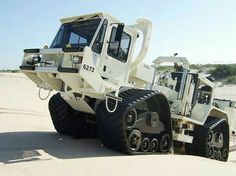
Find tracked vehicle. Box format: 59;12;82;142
152;57;236;161
20;12;235;161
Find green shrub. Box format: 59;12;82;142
197;69;203;73
226;76;236;84
210;64;236;79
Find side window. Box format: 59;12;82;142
197;84;212;105
107;27;131;62
92;19;108;54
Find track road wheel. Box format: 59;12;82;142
217;150;222;161
159;133;171;153
221;147;229;162
140;137;150;152
213;149;219;160
125;108;137;128
208;130;214;142
127;130;142;152
150;138;158;152
208;146;214;159
48;93;97;138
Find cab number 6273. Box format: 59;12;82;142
83;64;95;72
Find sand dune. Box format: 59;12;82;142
1;73;236;176
215;83;236;101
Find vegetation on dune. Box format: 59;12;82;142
157;63;236;84
226;76;236;84
157;65;173;71
209;64;236;79
0;69;20;73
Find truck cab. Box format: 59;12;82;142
20;12;153;113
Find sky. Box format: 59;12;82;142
0;0;235;69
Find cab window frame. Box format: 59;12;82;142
92;19;108;54
107;26;131;63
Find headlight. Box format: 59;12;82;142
32;55;41;63
26;55;41;65
72;56;82;64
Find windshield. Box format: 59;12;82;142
50;18;101;49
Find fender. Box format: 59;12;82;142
191;103;228;125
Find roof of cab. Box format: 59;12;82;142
61;12;113;24
61;12;104;24
60;12;138;36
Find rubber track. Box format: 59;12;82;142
49;93;97;138
96;89;165;154
185;117;229;161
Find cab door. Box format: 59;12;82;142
98;23;132;82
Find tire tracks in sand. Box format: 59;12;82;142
0;108;49;117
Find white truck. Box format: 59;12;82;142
20;12;236;161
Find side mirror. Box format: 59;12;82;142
114;23;124;42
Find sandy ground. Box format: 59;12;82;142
1;73;236;176
215;83;236;101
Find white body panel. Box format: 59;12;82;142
130;63;154;87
